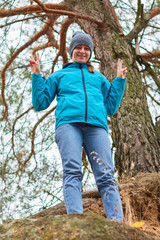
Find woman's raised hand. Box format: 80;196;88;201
29;52;41;74
117;59;127;79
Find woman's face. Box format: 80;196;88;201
72;45;90;63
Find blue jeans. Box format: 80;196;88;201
55;123;123;221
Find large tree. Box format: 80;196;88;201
0;0;160;221
63;0;160;177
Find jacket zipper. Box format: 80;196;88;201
80;64;87;122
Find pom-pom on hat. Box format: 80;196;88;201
69;31;93;59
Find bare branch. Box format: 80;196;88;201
125;20;148;43
104;0;123;33
12;106;34;164
59;17;73;63
32;17;73;72
146;6;160;20
0;3;67;18
31;0;108;30
125;5;160;42
0;2;108;30
17;105;57;173
144;86;160;106
50;17;73;72
141;50;160;60
0;14;48;28
32;16;59;57
1;16;57;120
141;50;160;64
137;55;160;90
51;52;60;73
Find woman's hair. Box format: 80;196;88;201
87;61;95;73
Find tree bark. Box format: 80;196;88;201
64;0;160;178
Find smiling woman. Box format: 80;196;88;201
72;45;90;63
69;31;93;63
30;31;127;222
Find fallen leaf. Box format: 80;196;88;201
132;222;145;228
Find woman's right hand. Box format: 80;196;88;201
29;52;41;74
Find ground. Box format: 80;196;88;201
83;172;160;238
0;172;159;239
30;172;160;238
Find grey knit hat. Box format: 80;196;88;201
69;31;93;59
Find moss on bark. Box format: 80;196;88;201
0;212;159;240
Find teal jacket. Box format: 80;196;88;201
32;62;126;132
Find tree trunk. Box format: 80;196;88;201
64;0;160;178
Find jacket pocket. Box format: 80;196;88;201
88;94;107;122
55;97;66;118
55;96;85;121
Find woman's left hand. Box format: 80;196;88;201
117;59;127;79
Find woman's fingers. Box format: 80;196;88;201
36;52;40;61
117;59;127;78
117;58;123;68
29;52;41;74
30;53;40;63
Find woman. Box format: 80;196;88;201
30;31;127;222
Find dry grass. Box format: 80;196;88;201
120;173;160;237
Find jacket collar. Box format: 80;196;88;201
62;62;91;69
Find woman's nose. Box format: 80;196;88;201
80;48;85;53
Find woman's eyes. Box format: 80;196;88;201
75;47;90;51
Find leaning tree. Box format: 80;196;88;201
0;0;160;221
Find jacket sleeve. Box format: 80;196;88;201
101;76;126;116
32;73;57;111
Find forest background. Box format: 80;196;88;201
0;0;160;226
